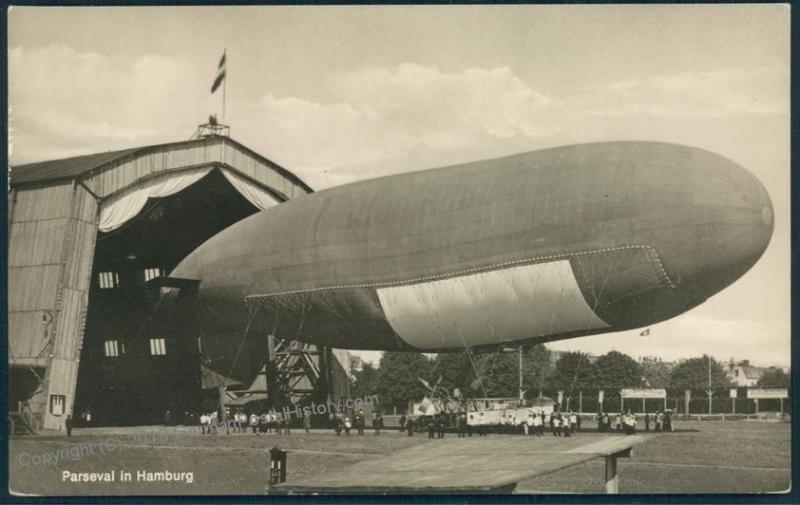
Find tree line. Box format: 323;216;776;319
349;346;789;413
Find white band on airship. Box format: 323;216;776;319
376;259;611;350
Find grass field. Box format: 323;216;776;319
8;420;790;496
518;420;790;493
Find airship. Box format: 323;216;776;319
171;141;773;383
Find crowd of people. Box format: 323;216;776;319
187;405;674;439
331;410;385;436
596;410;674;434
396;410;583;438
394;409;676;438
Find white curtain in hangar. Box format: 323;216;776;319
220;169;282;211
98;167;281;232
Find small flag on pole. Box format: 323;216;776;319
211;51;226;94
639;328;650;336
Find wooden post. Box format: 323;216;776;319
755;398;759;415
641;398;645;414
604;454;619;494
578;391;583;413
518;345;524;402
218;386;226;415
266;334;278;405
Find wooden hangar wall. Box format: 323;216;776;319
8;181;98;431
8;135;354;430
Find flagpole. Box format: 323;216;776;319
222;48;227;125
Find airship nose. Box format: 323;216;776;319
657;151;774;304
584;147;775;331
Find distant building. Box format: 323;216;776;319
638;355;675;387
725;359;770;387
350;355;364;374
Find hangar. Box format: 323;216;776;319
8;130;351;430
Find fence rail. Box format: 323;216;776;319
529;389;789;415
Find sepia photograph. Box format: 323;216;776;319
5;3;791;497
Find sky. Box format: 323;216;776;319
7;5;791;367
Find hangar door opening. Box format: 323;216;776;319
73;168;280;426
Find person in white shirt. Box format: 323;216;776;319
533;412;543;436
526;413;535;436
624;411;637;434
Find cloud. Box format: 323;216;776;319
8;46;788;192
240;63;787;188
242;63;561;188
331;63;555;140
8;45;211;163
581;66;787;118
549;313;790;368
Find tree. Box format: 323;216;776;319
522;344;552;397
376;352;432;413
669;355;731;392
351;362;380;399
429;352;472;394
594;351;643;388
548;351;596;391
430;345;552;400
640;359;672;388
757;368;789;388
471;351;518;397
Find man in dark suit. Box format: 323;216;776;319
65;414;73;437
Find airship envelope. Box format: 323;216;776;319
172;141;773;382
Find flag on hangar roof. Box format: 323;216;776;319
211;51;226;94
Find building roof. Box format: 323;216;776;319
11;146;143;184
9;135;313;192
738;366;765;380
530;396;557;407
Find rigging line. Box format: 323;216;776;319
464;348;488;398
224;304;260;383
568;249;633;400
201;300;227;360
481;346;502;394
270;301;282;337
293;293;313;340
567;256;615;400
455;322;487;397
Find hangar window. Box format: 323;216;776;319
49;394;66;416
149;338;167;356
98;271;120;289
104;340;120;357
144;267;165;281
